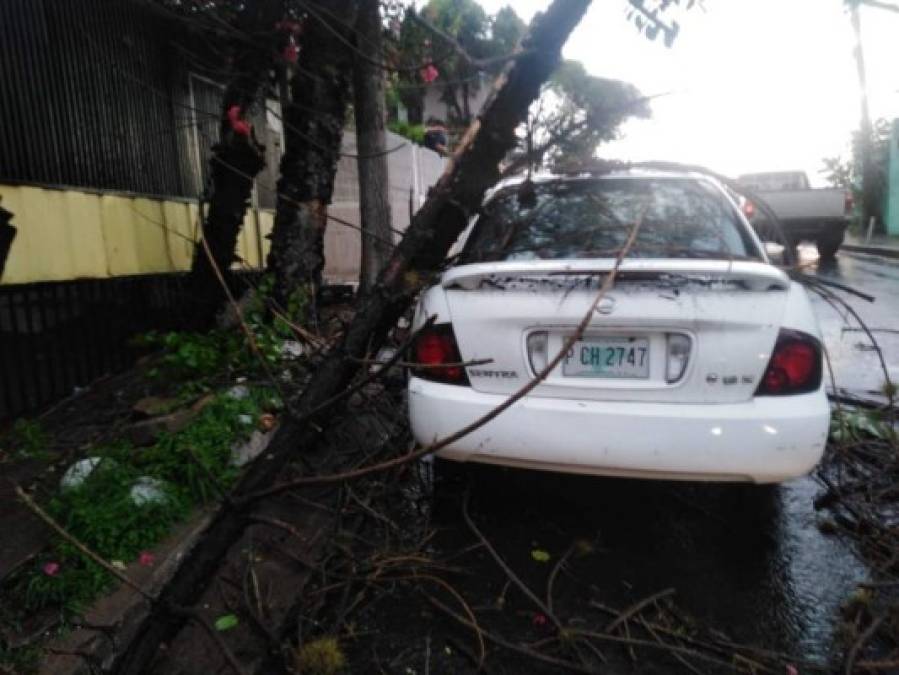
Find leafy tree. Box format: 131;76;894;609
504;60;650;175
821;118;892;227
624;0;698;47
389;1;525;125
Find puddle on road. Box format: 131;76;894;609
430;465;868;667
773;477;867;658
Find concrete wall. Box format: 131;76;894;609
324;130;446;283
887;118;899;236
0;130;445;286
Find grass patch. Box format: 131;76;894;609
11;387;277;616
1;419;50;462
2;316;294;671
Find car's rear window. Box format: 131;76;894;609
460;178;760;263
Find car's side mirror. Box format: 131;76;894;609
763;241;786;266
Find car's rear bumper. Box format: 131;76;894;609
408;378;829;483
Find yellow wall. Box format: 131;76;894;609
0;184;271;285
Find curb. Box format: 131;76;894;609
842;243;899;260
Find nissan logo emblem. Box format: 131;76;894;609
596;297;616;315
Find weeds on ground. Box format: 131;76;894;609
9;387;277;618
2;286;302;671
136;275;311;391
0;419;50;462
830;407;894;443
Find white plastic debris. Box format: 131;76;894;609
281;340;305;359
230;430;272;467
238;414;254;426
130;476;168;506
226;385;250;400
60;457;105;490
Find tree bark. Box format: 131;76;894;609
0;203;16;282
353;0;394;293
266;0;356;318
112;3;589;671
185;0;283;329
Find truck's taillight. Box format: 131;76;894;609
844;192;854;214
755;329;822;396
412;324;470;385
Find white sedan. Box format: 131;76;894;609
407;169;829;484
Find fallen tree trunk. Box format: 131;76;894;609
113;2;590;671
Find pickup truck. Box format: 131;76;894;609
736;171;853;259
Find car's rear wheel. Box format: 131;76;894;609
816;230;844;260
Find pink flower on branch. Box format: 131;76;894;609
420;63;439;84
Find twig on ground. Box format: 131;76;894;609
426;594;598;674
603;587;675;634
844;612;886;675
462;488;563;631
546;543;574;615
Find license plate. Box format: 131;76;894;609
562;336;650;378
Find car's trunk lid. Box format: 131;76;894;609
442;259;790;404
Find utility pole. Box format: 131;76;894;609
849;0;878;230
353;0;393;293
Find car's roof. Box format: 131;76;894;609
485;167;726;203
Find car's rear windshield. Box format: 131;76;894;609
460;178;761;263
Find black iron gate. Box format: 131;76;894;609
0;274;194;422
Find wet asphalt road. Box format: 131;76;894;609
432;247;899;669
806;246;899;398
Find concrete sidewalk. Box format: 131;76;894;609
843;233;899;260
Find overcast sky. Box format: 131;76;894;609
477;0;899;186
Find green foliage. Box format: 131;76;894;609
138;330;243;381
137;392;262;504
18;387;272;614
531;548;551;563
517;60;649;171
138;280;307;387
388;120;425;144
4;419;50;460
0;640;43;674
294;637;346;675
830;408;894;444
625;0;696;47
214;613;239;631
389;1;526;124
820;118;892;228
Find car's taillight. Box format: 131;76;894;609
742;199;756;220
411;324;470;385
755;329;822;396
